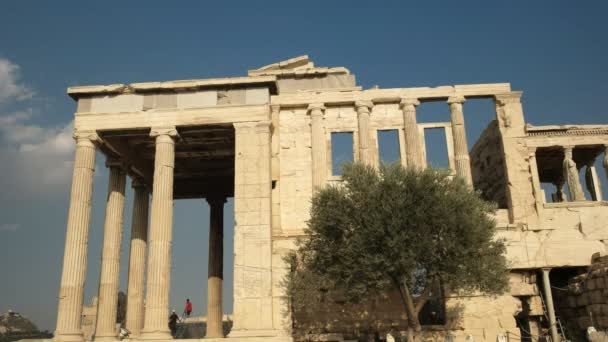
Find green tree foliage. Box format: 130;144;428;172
287;163;509;340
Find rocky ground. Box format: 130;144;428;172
0;310;52;342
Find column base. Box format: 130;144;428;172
138;330;172;340
93;335;119;342
227;329;281;338
54;331;84;342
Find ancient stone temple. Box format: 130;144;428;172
48;56;608;342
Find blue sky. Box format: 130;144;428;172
1;0;607;331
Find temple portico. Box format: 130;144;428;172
49;56;608;342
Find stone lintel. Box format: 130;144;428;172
271;83;512;107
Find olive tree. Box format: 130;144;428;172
287;163;508;340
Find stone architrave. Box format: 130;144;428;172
563;146;585;201
141;127;177;340
55;132;98;342
125;178;150;337
206;196;226;338
355;100;373;165
447;96;473;185
308;103;326;189
399;98;424;168
94;159;128;341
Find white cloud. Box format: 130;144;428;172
0;223;19;232
0;110;32;126
0;58;75;199
0;58;33;104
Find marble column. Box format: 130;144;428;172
399;98;424;168
541;268;560;342
141;127;177;340
563;146;585;201
95;160;128;340
447;96;472;185
584;159;603;201
125;178;150;337
55;132;98;342
308;103;326;188
206;196;226;338
355;101;373;165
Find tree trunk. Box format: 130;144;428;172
393;277;422;341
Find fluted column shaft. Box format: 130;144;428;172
400;98;424;168
448;96;472;185
55;133;98;342
141;128;177;340
308;103;326;188
563;146;585;201
95;162;128;339
355;101;373;165
125;179;150;337
95;161;128;340
206;197;226;338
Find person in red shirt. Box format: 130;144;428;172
185;298;192;317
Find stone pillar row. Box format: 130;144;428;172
55;127;181;342
308;97;474;187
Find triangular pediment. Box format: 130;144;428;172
248;55;350;77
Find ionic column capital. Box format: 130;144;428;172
447;95;466;105
270;104;281;113
307;103;326;116
494;91;523;106
131;177;148;190
399;98;420;109
105;158;129;172
255;120;272;134
355;100;374;114
206;196;227;207
73;130;100;147
150;127;178;138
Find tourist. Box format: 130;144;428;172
168;309;179;337
185;298;193;317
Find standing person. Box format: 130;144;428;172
185;298;193;317
168;310;179;338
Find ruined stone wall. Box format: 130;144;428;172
563;254;608;331
470;120;508;208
